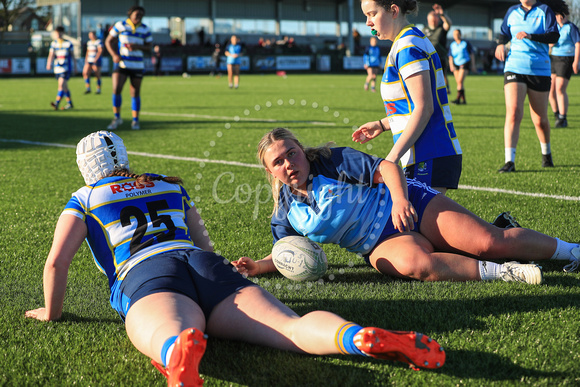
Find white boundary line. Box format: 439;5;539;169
140;111;337;126
2;138;579;202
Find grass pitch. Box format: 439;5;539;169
1;73;579;386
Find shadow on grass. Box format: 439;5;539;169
442;349;565;381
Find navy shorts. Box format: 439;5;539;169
55;72;71;81
504;71;551;92
116;249;254;320
363;179;440;265
404;154;462;189
550;55;574;79
87;58;102;68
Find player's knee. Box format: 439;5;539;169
395;252;436;281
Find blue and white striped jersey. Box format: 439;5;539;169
86;38;102;64
449;40;474;66
61;175;196;309
364;45;382;67
381;25;461;167
501;2;558;76
551;22;580;57
109;19;153;70
49;39;74;74
271;147;391;255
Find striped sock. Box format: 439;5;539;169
335;322;364;356
161;335;178;367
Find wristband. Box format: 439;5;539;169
378;120;386;132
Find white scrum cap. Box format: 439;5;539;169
76;131;130;185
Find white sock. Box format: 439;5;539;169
540;142;551;155
505;148;516;163
479;261;503;281
165;344;175;367
551;239;579;260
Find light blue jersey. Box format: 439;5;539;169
449;40;474;66
364;45;381;67
49;39;74;75
381;25;461;168
271;147;391;255
501;2;558;76
551;22;580;57
226;44;242;65
61;175;197;310
109;19;152;70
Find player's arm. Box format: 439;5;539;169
373;160;417;232
448;54;455;72
385;70;433;164
105;34;120;62
46;48;54;70
70;46;77;74
574;42;580;74
95;43;103;61
470;51;477;73
24;214;87;321
186;206;213;252
352;119;389;144
128;41;152;52
232;254;276;277
434;4;452;31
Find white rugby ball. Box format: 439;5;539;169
272;236;328;281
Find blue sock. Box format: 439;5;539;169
85;78;90;89
160;335;178;367
335;322;364;356
56;90;64;102
97;79;101;88
113;94;122;108
131;96;141;112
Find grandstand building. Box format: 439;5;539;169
3;1;515;75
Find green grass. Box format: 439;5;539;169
1;73;579;386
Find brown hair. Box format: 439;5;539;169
109;169;183;185
257;128;333;215
364;0;418;15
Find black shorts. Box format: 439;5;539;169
453;61;471;70
113;64;144;79
117;249;254;320
404;154;462;189
550;55;574;79
504;71;551;92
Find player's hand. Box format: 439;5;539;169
112;54;121;63
433;4;444;15
352;121;385;144
574;60;579;74
232;256;260;277
25;308;49;321
495;44;506;61
449;64;456;72
391;199;418;232
516;31;530;40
